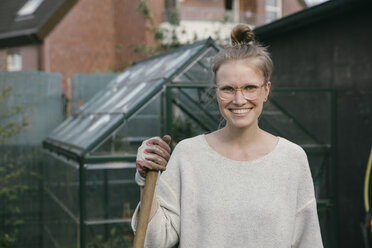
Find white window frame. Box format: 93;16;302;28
6;53;22;72
265;0;282;23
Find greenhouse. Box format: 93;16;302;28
42;38;337;247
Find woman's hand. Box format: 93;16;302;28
135;135;171;186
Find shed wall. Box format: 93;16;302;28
256;6;372;247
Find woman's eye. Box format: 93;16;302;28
221;86;234;92
244;85;258;91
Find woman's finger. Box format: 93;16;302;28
146;137;171;153
144;146;170;161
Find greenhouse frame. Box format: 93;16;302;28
42;38;338;248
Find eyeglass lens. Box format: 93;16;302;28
217;84;264;100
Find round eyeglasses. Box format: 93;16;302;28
215;83;266;101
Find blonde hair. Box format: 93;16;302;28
212;24;273;84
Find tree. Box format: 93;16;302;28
0;86;29;248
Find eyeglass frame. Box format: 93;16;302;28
214;82;267;101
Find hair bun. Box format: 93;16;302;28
231;24;255;45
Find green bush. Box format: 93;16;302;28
0;86;30;247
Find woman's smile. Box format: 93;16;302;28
229;107;253;115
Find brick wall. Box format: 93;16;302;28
42;0;163;98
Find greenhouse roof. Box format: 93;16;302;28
43;38;219;160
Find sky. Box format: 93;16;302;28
304;0;329;7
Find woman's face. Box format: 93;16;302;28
215;60;271;130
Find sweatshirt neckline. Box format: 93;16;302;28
200;134;281;165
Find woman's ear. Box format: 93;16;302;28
264;81;271;102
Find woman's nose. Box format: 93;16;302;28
233;89;247;105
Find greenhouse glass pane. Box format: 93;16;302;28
173;47;218;83
90;94;163;156
48;114;122;150
260;91;331;146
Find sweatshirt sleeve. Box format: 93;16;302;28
131;143;183;248
291;148;324;248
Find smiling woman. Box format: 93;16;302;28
132;24;324;248
214;61;270;131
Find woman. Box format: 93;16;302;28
132;24;323;248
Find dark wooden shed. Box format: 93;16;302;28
254;0;372;247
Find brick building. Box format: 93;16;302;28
162;0;306;43
0;0;306;109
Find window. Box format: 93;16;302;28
225;0;233;10
6;53;22;71
17;0;44;17
265;0;282;23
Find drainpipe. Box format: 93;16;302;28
233;0;240;23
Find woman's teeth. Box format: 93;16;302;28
231;109;250;114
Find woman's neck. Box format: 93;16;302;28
218;122;263;148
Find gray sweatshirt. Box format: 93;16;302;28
132;135;323;248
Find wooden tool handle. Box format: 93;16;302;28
133;170;158;248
